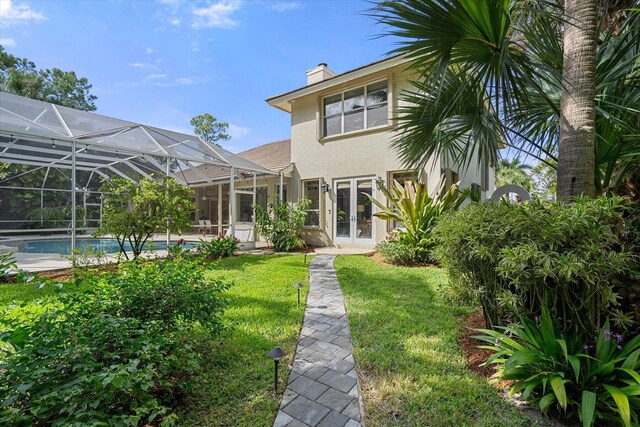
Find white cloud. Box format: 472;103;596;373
268;1;300;12
228;124;249;139
169;18;180;26
0;0;45;27
145;47;156;54
191;41;199;52
0;37;16;47
145;73;167;80
192;1;241;29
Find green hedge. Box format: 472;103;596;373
433;196;637;336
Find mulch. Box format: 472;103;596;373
457;310;497;379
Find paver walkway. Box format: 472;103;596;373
274;255;363;427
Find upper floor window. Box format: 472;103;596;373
323;80;388;137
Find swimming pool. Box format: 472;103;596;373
18;238;194;255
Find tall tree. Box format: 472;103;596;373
495;158;535;192
190;113;230;145
0;46;97;111
557;0;598;200
373;0;639;201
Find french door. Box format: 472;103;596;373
334;177;375;246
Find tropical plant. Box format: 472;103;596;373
495;158;535;193
0;252;16;279
475;308;640;427
434;195;635;334
370;175;467;242
95;175;194;260
26;205;87;229
197;234;239;259
254;198;310;252
372;0;639;200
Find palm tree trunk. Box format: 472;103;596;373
557;0;598;202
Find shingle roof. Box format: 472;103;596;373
237;139;291;172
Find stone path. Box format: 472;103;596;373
274;255;363;427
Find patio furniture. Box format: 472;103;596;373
204;220;213;236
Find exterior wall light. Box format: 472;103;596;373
321;182;330;193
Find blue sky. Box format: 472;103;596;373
0;0;400;153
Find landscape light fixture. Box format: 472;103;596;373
304;251;308;265
267;346;286;394
294;282;304;307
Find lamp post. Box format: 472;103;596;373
294;282;304;307
267;346;286;394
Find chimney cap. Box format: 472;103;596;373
318;62;328;67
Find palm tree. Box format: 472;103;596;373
495;157;535;192
373;0;639;201
557;0;598;200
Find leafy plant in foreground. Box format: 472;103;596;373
0;251;16;279
0;258;229;425
475;308;640;427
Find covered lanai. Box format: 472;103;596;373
0;92;277;251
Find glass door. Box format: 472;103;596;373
333;177;375;246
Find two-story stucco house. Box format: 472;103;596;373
190;55;494;248
263;55;494;247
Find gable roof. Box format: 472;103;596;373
266;54;408;113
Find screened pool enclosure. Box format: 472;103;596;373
0;92;276;250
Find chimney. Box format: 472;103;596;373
306;63;336;85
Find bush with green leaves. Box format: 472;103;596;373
368;176;468;265
475;308;640;427
197;234;239;259
0;258;229;425
254;198;310;252
434;195;635;335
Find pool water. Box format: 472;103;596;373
19;238;194;255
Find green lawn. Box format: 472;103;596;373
177;254;310;426
335;255;534;427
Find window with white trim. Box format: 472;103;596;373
302;179;320;227
323;80;388;137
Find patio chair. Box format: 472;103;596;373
195;220;206;235
204;220;213;236
224;224;254;242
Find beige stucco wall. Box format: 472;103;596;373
287;63;495;247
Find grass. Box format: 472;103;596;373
177;254;311;426
335;255;534;427
0;255;310;427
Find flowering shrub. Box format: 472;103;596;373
197;234;239;259
0;259;229;425
475;308;640;427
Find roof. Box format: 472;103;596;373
180;139;292;184
237;139;291;172
266;54;409;113
0;92;275;187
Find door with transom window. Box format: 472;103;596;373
334;177;375;246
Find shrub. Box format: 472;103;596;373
254;199;310;252
197;234;239;259
376;237;430;265
0;259;229;425
475;308;640;427
434;196;635;335
368;176;468;265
